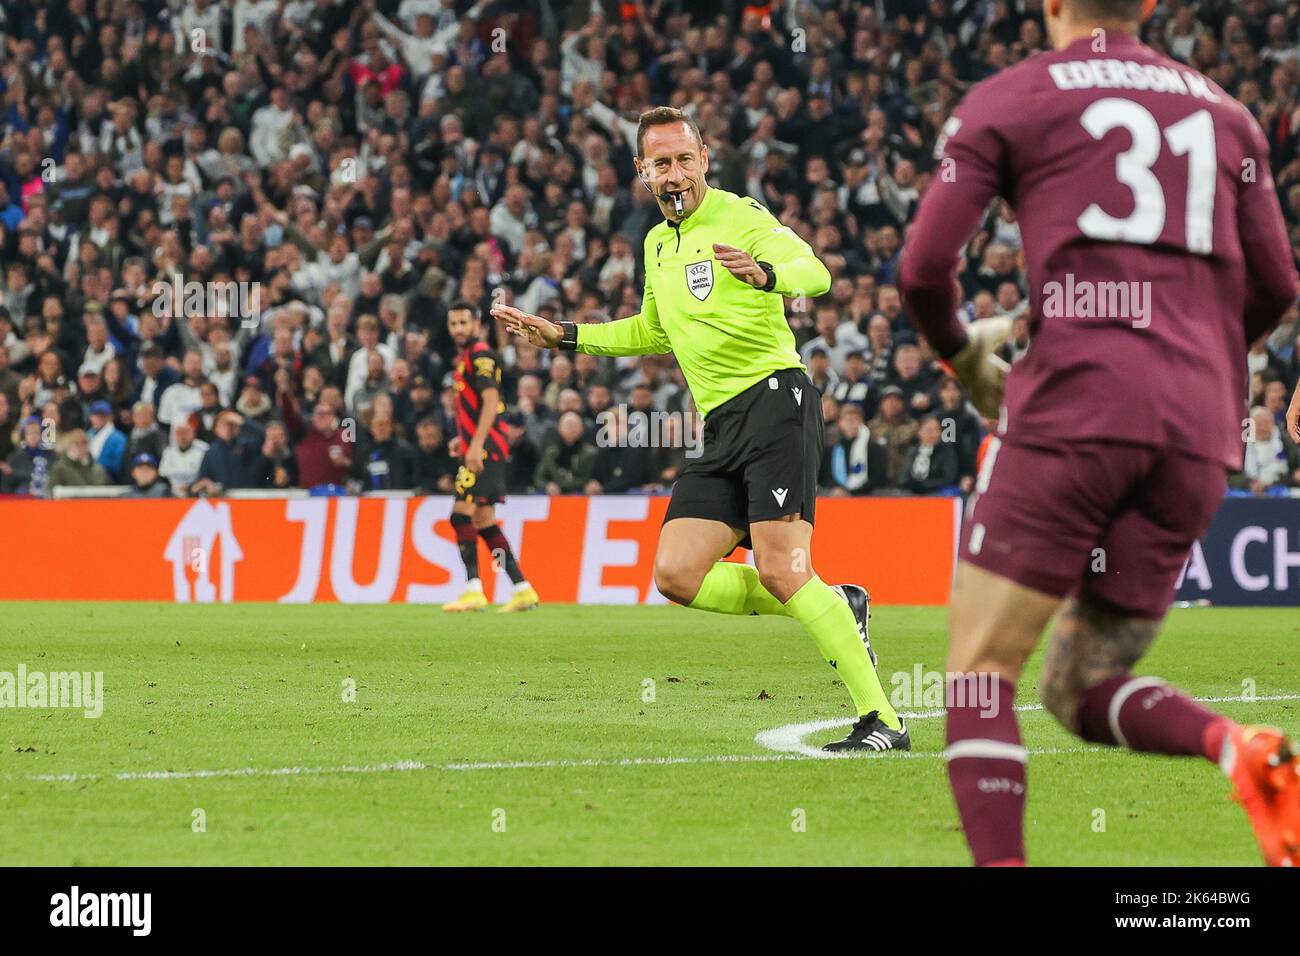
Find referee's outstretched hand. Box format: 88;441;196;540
712;243;766;288
492;303;562;349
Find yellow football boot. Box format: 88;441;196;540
443;588;489;612
498;586;541;613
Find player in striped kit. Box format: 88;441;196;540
443;301;539;613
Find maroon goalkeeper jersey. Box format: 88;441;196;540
453;341;509;461
900;32;1298;470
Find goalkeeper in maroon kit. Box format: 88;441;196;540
442;301;538;613
900;0;1300;866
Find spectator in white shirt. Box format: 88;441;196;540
1262;14;1300;66
1164;5;1204;63
173;0;223;52
489;186;538;257
250;87;297;166
156;350;207;437
598;234;637;294
372;10;444;79
345;316;396;412
233;0;278;55
398;0;448;27
1235;407;1299;494
81;313;117;375
561;29;605;95
800;305;868;374
158;419;209;496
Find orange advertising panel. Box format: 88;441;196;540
0;496;959;604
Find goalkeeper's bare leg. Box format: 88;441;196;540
654;515;906;750
946;564;1299;867
944;562;1058;865
1041;598;1299;867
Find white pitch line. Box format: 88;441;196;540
26;754;807;783
16;694;1298;783
444;754;803;771
29;760;434;784
22;747;1074;784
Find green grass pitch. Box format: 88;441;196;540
0;602;1295;866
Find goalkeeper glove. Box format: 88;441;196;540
943;316;1013;419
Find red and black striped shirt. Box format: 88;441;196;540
453;341;509;460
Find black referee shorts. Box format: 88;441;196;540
664;367;822;550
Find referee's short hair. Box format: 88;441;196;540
636;107;704;159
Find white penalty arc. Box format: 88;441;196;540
755;693;1300;760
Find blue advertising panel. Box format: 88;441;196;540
1176;498;1300;607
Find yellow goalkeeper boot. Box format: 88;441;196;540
499;585;541;613
443;587;489;612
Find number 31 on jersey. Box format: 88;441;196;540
1077;99;1216;255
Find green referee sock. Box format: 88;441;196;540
689;566;900;728
785;576;901;729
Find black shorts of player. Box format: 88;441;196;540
664;367;822;550
455;457;507;505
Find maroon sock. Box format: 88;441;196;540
477;524;525;584
1075;674;1227;761
945;675;1026;867
449;512;479;579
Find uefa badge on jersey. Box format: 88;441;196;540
685;260;714;301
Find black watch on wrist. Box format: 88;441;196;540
757;260;777;293
558;320;578;351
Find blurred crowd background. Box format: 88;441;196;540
0;0;1297;502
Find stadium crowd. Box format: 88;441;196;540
0;0;1298;501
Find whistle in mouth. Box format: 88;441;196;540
671;192;684;215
